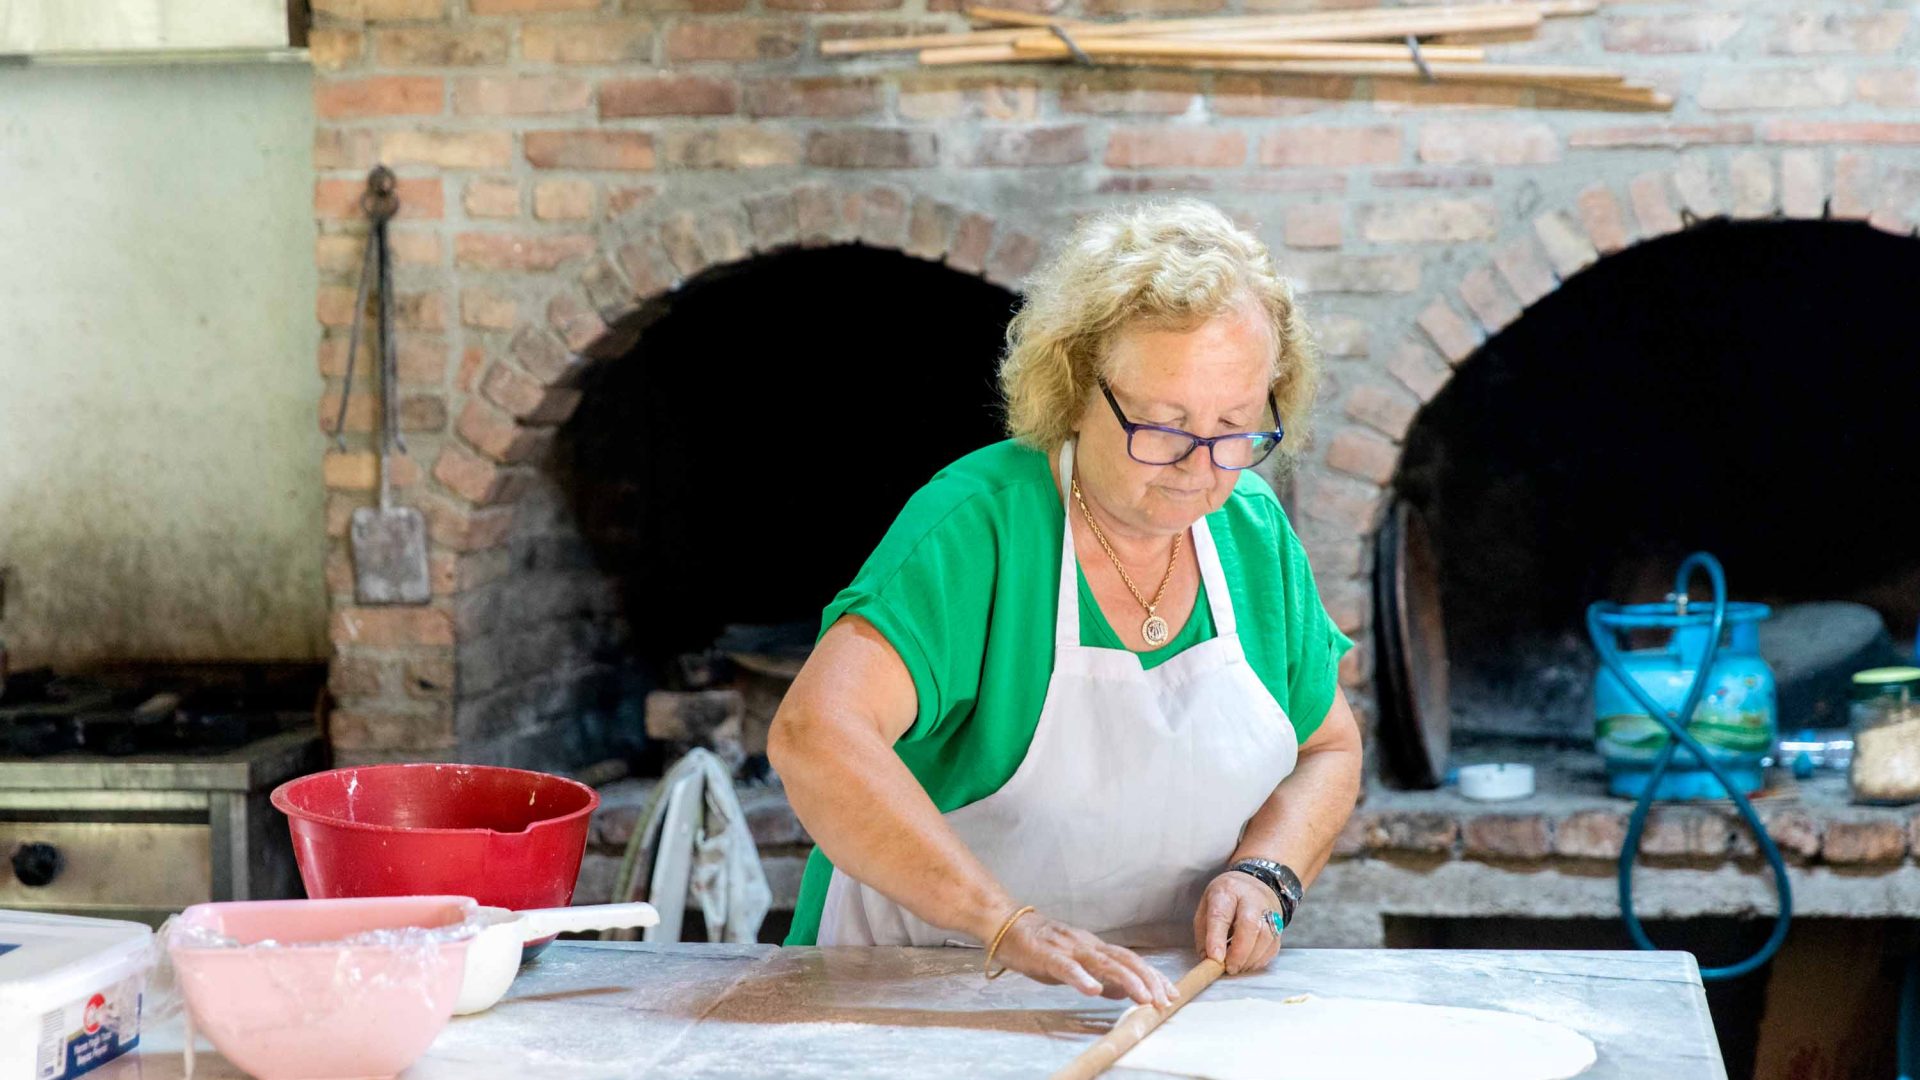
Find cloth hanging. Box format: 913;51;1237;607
611;748;772;944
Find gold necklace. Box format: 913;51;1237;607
1071;476;1183;648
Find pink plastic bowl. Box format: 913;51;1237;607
168;896;477;1080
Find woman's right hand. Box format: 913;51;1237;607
989;911;1177;1008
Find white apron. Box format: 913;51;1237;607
817;440;1300;947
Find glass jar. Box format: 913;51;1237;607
1849;666;1920;804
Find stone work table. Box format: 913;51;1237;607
105;944;1723;1079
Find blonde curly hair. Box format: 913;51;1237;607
999;199;1318;461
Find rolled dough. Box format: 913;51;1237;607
1116;994;1597;1080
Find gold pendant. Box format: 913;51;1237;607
1142;614;1170;648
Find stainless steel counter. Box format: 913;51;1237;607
106;943;1725;1079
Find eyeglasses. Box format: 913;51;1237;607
1100;380;1284;471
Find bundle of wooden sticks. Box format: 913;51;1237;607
823;1;1669;111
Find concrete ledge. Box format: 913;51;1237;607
573;771;1920;937
1339;772;1915;867
1300;858;1920;948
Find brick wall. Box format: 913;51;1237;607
311;0;1920;763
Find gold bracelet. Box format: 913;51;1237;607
983;904;1037;980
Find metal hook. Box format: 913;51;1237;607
1405;34;1436;82
360;164;401;224
1050;24;1095;66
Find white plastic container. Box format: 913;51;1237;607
0;911;153;1080
1457;762;1536;801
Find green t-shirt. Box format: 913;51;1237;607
783;440;1351;945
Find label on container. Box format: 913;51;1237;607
1597;670;1776;761
32;976;140;1080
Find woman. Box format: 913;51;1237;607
767;199;1361;1007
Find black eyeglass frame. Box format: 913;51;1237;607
1098;380;1285;470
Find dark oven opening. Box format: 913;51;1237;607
1389;220;1920;756
460;244;1018;774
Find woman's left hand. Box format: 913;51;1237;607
1192;872;1284;975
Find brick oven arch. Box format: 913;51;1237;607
429;183;1042;522
1300;147;1920;674
341;184;1041;764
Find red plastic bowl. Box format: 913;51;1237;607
271;764;599;912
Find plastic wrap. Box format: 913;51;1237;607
153;897;483;1080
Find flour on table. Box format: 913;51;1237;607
1117;994;1597;1080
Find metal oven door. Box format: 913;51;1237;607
1;819;212;917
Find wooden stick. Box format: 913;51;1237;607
1153;9;1542;42
834;1;1558;55
1006;2;1566;43
1160;58;1626;83
1426;25;1539;46
964;5;1082;27
1085;57;1660;107
916;41;1034;63
918;46;1631;84
919;39;1498;66
1010;37;1488;61
1534;79;1672;108
1048;958;1226;1080
1320;59;1626;82
906;33;1359;62
1085;57;1658;108
829;12;1489;54
900;10;1377;55
825;26;1049;54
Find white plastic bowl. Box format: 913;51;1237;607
454;902;658;1015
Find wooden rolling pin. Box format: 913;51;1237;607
1048;957;1226;1080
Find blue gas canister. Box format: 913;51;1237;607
1588;555;1794;983
1591;599;1777;800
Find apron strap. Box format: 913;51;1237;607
1190;513;1238;637
1055;440;1082;650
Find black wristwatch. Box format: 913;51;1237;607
1228;858;1303;928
